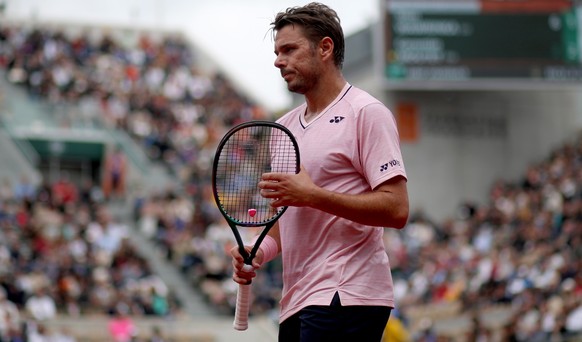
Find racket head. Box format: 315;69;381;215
212;121;300;227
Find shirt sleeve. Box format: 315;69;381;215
357;102;407;190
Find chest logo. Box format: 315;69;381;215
329;116;345;124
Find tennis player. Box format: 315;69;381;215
231;2;409;341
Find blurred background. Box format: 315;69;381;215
0;0;581;341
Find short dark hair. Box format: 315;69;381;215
271;2;345;69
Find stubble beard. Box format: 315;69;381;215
286;58;319;95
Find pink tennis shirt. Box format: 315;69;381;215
275;83;407;323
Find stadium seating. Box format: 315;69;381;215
1;22;581;341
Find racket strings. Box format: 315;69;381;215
215;126;297;224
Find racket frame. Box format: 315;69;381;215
211;121;300;330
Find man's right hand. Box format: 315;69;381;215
230;246;264;285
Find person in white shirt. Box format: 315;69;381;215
25;287;56;321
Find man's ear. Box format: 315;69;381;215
319;37;334;61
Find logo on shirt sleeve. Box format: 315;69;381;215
380;159;401;172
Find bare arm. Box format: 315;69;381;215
259;166;409;228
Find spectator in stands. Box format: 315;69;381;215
382;310;411;342
148;326;166;342
91;205;129;254
108;303;137;342
0;287;20;341
25;287;56;321
26;323;51;342
79;178;105;206
0;178;13;202
12;175;37;202
51;172;78;209
102;145;128;200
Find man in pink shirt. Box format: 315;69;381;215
231;2;409;341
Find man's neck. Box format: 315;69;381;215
304;76;347;122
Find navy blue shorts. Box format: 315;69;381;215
278;292;391;342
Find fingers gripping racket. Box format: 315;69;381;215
212;121;300;331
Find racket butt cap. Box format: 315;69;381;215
233;322;248;331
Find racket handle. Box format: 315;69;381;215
233;283;251;330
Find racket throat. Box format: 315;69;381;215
239;247;253;266
240;248;255;273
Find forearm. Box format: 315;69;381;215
255;223;281;264
260;171;409;228
308;176;409;228
267;222;282;252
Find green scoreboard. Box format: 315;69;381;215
382;0;582;88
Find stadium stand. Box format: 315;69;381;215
0;22;278;341
0;20;581;342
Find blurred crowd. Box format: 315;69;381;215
0;22;265;341
0;23;266;179
385;134;582;341
1;23;581;342
0;174;182;341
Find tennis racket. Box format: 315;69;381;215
212;121;300;331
